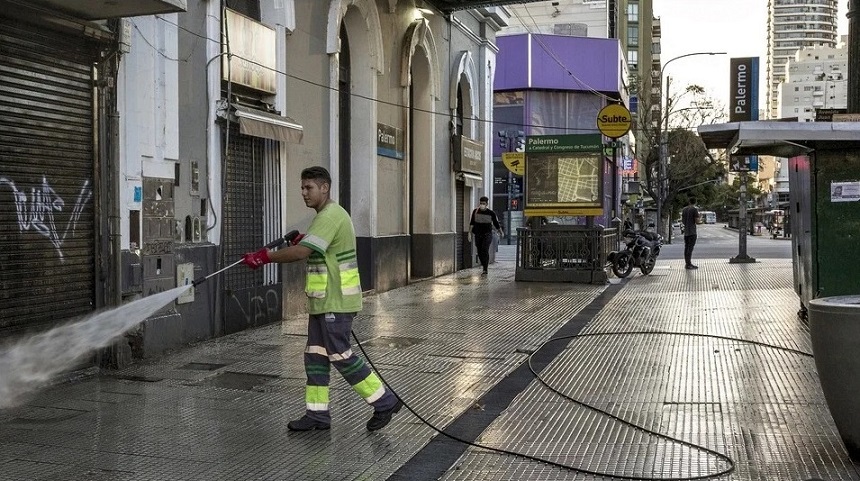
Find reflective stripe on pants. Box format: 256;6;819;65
303;312;398;423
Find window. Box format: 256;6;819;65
627;2;639;22
627;50;638;70
226;0;260;20
627;25;639;45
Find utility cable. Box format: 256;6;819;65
353;328;814;480
149;14;606;133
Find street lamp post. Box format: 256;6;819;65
658;51;726;240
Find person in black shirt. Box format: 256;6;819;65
681;197;701;270
469;196;504;275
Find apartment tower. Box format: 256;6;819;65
767;0;839;118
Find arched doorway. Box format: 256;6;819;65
409;47;433;278
338;23;351;213
402;18;439;279
451;52;480;270
327;0;383;289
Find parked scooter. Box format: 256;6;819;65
608;229;663;278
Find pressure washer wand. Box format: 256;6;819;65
191;230;300;287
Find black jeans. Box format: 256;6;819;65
684;234;697;266
475;232;493;270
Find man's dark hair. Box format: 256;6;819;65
301;166;332;186
688;197;696;205
479;196;489;203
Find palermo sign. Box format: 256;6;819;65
729;57;759;122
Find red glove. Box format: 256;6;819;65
242;248;271;269
290;233;305;246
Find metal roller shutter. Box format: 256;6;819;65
455;179;465;270
0;17;100;337
222;125;283;334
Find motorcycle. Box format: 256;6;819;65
608;229;663;278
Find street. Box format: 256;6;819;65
3;237;858;481
661;223;792;261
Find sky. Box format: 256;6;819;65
653;0;851;116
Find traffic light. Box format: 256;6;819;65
515;131;525;152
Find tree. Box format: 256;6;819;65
631;83;728;236
708;176;763;221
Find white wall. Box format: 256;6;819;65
117;15;180;250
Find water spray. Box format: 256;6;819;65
0;231;300;409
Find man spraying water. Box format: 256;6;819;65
241;166;402;431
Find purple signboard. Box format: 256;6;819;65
495;34;624;95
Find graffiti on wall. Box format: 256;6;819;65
0;175;93;260
228;288;281;326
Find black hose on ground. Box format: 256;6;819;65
353;328;814;480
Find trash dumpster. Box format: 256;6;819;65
809;296;860;461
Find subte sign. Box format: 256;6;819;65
596;103;632;138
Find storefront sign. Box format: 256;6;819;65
454;135;484;175
377;123;404;159
222;9;277;94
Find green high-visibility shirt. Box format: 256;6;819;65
298;203;362;314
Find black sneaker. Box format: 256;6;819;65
685;264;698;270
288;415;330;431
366;399;403;431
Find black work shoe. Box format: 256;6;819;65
288;415;330;431
366;399;403;431
685;264;698;270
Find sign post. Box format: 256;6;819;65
729;155;757;264
596;103;631;223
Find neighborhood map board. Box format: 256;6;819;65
527;153;600;204
523;134;604;216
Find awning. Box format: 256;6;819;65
233;105;303;144
457;172;484;188
22;0;186;20
698;121;860;157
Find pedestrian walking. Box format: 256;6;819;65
681;197;700;270
242;166;402;432
469;196;504;275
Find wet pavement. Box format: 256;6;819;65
1;245;859;481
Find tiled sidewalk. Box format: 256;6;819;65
0;251;857;481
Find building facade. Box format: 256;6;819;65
493;34;628;227
766;0;839;118
0;0;184;349
494;0;653;231
1;0;519;362
772;37;848;209
778;35;849;121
